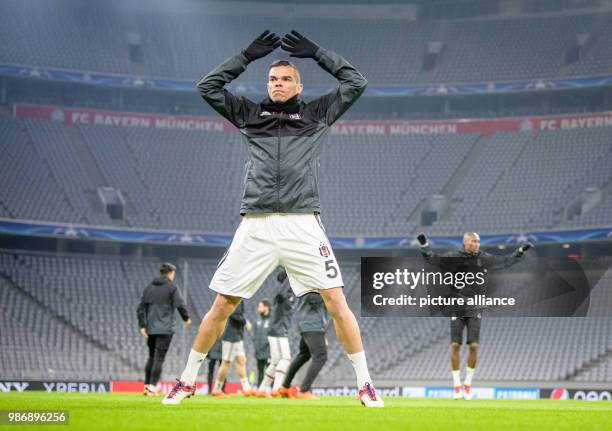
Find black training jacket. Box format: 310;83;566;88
137;277;189;335
197;48;367;214
420;246;525;316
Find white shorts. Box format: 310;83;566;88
221;340;245;362
210;213;344;299
268;336;291;363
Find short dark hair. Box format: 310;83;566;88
259;299;271;309
277;270;287;283
269;60;301;83
160;262;176;275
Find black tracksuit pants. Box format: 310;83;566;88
145;334;173;386
283;331;327;392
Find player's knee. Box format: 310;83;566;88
451;342;461;353
320;288;350;319
277;358;290;370
313;350;327;365
299;352;312;363
469;342;479;353
210;294;241;319
154;349;169;362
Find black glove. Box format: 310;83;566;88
281;30;320;58
519;242;534;253
417;233;428;247
243;30;281;62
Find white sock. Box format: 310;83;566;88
213;379;222;393
272;359;289;391
240;378;250;392
179;349;207;385
347;351;372;388
452;370;461;387
464;367;475;386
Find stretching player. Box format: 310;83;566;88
417;232;532;400
163;30;383;407
257;271;295;397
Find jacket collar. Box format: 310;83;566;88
459;249;481;257
260;95;301;114
152;276;170;286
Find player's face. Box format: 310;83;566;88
167;270;176;281
257;302;269;315
267;66;303;103
463;235;481;254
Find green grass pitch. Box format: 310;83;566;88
2;392;612;431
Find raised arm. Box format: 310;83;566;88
490;242;533;270
281;30;368;125
197;30;280;127
417;232;445;267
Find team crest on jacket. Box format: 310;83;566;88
319;242;330;258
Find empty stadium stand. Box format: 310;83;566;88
1;0;612;85
1;116;610;235
429;127;612;234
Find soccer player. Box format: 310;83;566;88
252;299;271;387
162;30;383;407
257;271;295;397
211;301;253;397
279;291;328;400
137;262;191;396
417;232;532;400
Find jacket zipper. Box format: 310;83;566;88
276;114;282;212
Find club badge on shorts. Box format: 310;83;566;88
319;242;330;258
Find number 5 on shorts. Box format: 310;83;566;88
325;260;338;279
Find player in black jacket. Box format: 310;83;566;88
418;232;532;400
137;262;191;396
164;30;383;408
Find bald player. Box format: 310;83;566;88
417;232;532;400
